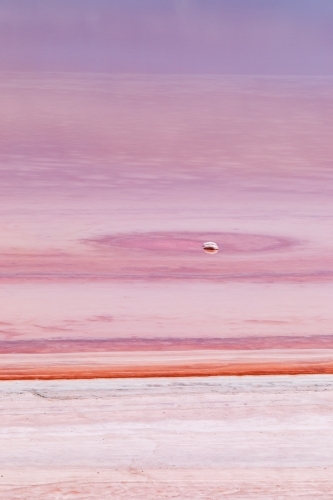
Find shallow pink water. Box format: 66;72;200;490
1;74;333;372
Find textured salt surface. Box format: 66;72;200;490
1;375;333;499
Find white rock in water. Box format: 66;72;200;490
203;241;218;254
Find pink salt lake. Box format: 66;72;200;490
1;74;333;497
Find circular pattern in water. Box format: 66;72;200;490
85;231;295;255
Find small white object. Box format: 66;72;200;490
203;241;218;254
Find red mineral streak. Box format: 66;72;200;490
1;351;333;380
2;363;333;380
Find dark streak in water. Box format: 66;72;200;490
1;335;333;353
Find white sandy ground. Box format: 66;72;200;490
0;375;333;498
